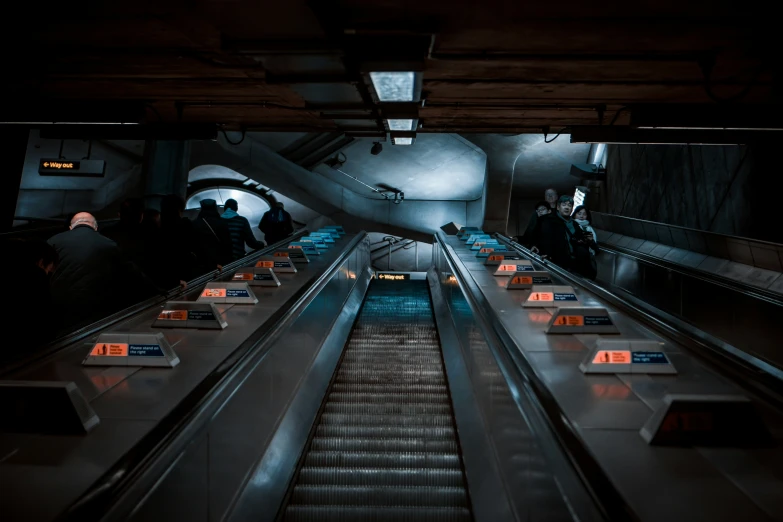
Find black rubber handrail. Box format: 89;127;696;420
599;241;783;306
496;234;783;407
55;232;368;522
435;232;636;522
1;230;309;378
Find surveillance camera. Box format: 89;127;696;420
370;142;383;155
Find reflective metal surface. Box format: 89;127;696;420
594;244;783;375
0;233;365;522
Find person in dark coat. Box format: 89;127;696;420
518;188;558;247
221;198;265;261
47;212;159;332
157;194;198;289
101;198;150;272
531;195;597;279
516;200;551;246
258;201;294;245
192;199;234;274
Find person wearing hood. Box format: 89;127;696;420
221;198;266;261
192;198;234;274
258;201;294;245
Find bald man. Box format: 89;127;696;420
47;212;158;332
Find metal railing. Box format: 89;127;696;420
495;233;783;406
56;232;369;522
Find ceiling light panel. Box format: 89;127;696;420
393;137;413;145
370;72;415;102
387;119;414;131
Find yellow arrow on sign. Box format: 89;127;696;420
43;162;49;167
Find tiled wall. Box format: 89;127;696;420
604;143;782;244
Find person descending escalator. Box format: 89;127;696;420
258;201;294;245
530;195;597;279
157;194;198;290
192;198;234;275
47;212;159;333
221;198;266;261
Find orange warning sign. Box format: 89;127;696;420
511;276;533;285
528;292;554;301
479;247;494;253
288;245;303;250
256;261;274;268
498;264;517;271
553;315;584;326
90;343;128;357
232;272;253;281
488;255;504;261
202;288;226;298
274;251;289;257
592;350;631;364
158;310;187;321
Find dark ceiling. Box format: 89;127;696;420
4;1;780;136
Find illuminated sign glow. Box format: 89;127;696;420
572;187;586;213
528;292;555;302
256;261;274;268
158;310;187;321
553;315;584;326
202;288;226;298
592;350;632;364
90;343;128;357
42;160;79;170
511;276;532;285
274;251;290;257
378;273;410;281
233;272;253;281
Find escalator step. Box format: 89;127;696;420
319;413;455;426
323;402;454;416
315;425;456;440
296;467;466;488
330;384;449;395
310;437;459;453
328;392;450;404
303;451;462;469
285;505;472;522
290;485;469;508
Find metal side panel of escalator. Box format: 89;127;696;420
282;279;473;522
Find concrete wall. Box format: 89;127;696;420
604;144;783;243
13;131;145;224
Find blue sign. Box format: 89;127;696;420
584;316;613;326
128;344;165;357
517;265;535;271
632;352;669;364
554;293;578;301
188;310;216;321
532;276;552;284
274;261;293;268
227;289;250;298
254;273;275;281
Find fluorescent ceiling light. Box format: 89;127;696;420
387;119;414;131
637;126;783;131
393;137;413;145
370;72;415;102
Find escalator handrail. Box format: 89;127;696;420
435;232;636;522
495;233;783;403
598;240;783;307
56;231;369;522
1;230;310;378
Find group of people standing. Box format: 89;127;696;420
516;188;598;280
3;196;294;360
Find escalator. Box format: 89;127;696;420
282;278;472;522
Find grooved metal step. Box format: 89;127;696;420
284;280;472;521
